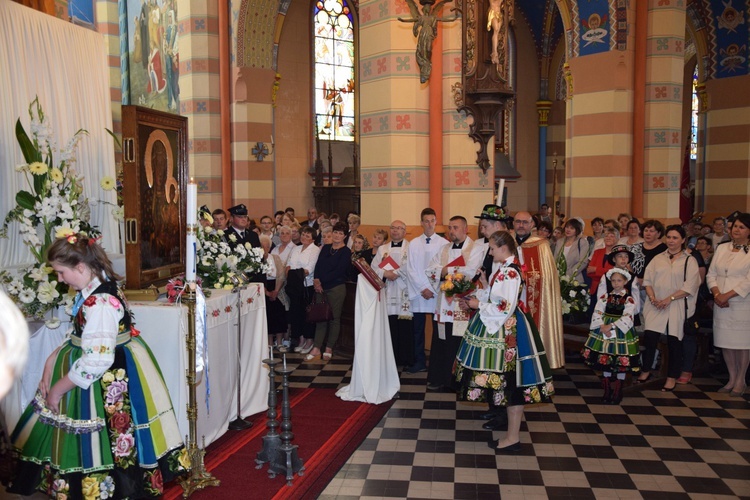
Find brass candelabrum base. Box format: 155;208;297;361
178;442;221;497
179;287;220;497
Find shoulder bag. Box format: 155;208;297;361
683;256;700;336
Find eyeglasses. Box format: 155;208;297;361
390;226;406;231
514;220;532;225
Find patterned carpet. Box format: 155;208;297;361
286;352;750;499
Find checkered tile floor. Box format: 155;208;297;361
285;351;750;499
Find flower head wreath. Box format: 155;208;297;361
606;267;632;282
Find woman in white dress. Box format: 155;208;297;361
707;212;750;396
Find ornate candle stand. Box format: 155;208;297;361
228;276;253;430
179;287;220;497
268;351;304;485
255;355;281;467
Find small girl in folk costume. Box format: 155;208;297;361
581;268;641;404
3;234;186;499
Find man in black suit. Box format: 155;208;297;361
305;207;320;230
225;204;261;249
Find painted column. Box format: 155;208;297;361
358;0;430;225
703;75;750;212
536;100;552;205
641;2;687;220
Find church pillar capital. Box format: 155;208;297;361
536;100;553;127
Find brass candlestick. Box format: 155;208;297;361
179;286;220;497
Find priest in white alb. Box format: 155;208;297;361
371;220;413;367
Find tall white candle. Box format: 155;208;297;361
497;179;505;206
186;180;197;283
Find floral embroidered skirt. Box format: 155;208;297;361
454;309;554;407
4;337;187;499
581;313;642;373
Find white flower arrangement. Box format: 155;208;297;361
0;98;108;323
196;226;270;289
559;274;590;314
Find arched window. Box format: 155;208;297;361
690;65;699;160
313;0;355;142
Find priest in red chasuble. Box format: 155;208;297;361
512;211;564;369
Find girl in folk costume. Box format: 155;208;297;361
3;234;186;499
582;268;641;404
455;231;554;453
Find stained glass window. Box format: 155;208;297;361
314;0;355;141
690;66;698;160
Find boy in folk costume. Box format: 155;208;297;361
371;220;414;367
425;216;485;391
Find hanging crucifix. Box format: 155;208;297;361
399;0;459;83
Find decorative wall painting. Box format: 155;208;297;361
126;0;180;112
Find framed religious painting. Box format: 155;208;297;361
121;106;188;290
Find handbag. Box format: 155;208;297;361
682;257;700;336
305;292;334;323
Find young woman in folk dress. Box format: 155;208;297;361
4;234;187;499
454;231;554;453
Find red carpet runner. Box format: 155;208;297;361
163;388;393;500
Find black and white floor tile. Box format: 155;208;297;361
285;352;750;500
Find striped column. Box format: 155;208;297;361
564;50;635;219
359;0;491;226
359;0;431;226
641;1;686;220
703;75;750;212
179;2;224;211
441;14;492;221
231;0;277;218
95;0;124;137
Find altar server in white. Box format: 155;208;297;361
406;208;449;373
425;216;485;391
371;220;413;367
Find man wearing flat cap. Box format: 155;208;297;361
226;204;261;249
475;204;512;283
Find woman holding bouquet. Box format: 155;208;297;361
455;231;554;453
3;233;186;499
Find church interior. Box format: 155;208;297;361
1;0;749;498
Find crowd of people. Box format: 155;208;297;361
202;202;749;404
2;201;747;493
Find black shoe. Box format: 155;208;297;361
405;364;428;374
426;383;444;391
482;416;508;431
478;410;499;420
487;439;521;453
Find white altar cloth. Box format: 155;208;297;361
336;276;400;404
1;285;269;448
0;310;69;431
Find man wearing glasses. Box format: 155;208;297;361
513;211;564;369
